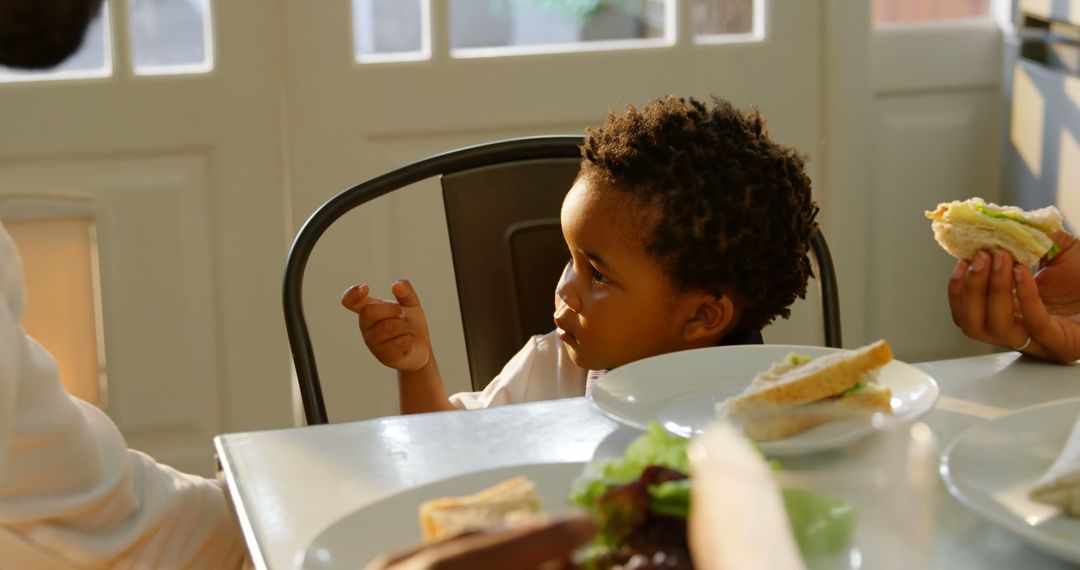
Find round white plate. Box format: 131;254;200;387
297;462;586;570
940;397;1080;565
589;344;939;456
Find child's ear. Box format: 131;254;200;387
682;294;735;343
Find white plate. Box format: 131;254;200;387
940;397;1080;565
297;462;586;570
589;344;939;456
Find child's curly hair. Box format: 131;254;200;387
579;95;819;334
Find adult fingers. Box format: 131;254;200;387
953;251;992;341
947;259;968;325
986;249;1024;344
1014;266;1059;358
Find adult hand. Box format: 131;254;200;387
364;515;595;570
948;233;1080;363
342;280;433;373
1034;232;1080;316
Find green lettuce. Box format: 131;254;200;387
570;422;690;509
571;422;857;560
976;204;1057;234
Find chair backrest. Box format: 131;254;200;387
284;135;841;425
442;159;579;391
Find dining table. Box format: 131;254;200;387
214;351;1079;570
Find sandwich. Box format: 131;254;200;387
925;197;1064;267
716;340;894;441
418;475;544;542
1029;417;1080;517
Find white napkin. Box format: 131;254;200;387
1030;415;1080;516
688;422;806;570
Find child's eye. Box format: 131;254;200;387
590;267;610;285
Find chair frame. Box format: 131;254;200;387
283;135;841;425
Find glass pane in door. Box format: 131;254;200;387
129;0;213;74
450;0;671;57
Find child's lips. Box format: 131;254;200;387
556;327;578;345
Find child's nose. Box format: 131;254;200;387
555;264;581;314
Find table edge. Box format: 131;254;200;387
215;434;272;570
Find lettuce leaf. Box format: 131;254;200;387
571;422;857;561
782;488;857;558
977;204;1056;234
570;422;690;509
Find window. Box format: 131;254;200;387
695;0;759;43
352;0;765;63
0;2;112;82
129;0;214;75
0;0;214;83
449;0;671;57
873;0;990;25
352;0;429;63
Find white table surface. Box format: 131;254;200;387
214;352;1080;569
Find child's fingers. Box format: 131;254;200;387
341;283;371;311
371;335;419;368
391;279;422;308
365;318;410;345
358;302;406;331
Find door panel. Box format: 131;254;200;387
0;1;292;475
283;0;824;421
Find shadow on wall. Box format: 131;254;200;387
1004;12;1080;230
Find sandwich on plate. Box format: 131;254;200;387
407;424;857;569
1030;416;1080;517
418;475;543;542
716;340;894;441
925;197;1064;267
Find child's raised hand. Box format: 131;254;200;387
341;280;432;373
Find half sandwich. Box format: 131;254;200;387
418;476;544;542
716;340;895;441
925;197;1064;267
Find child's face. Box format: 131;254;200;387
554;177;715;371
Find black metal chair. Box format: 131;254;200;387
283;136;841;425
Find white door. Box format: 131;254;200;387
858;0;1003;362
0;0;293;476
281;0;828;421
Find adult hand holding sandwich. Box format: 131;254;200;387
948;232;1080;363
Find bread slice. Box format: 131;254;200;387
418;476;543;542
740;386;894;442
1030;472;1080;517
926;198;1064;267
718;340;894;416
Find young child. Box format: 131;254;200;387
342;96;819;414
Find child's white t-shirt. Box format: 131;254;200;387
449;330;602;409
0;224;250;569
